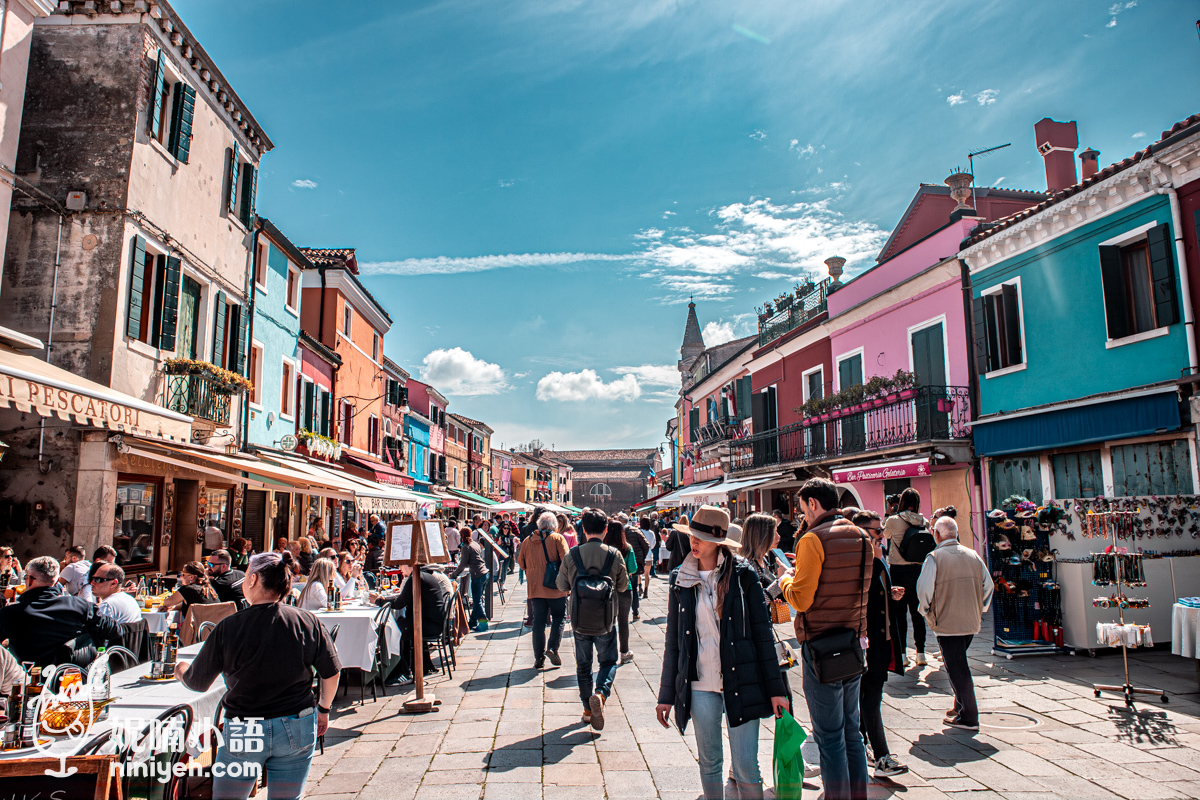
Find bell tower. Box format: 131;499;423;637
678;298;705;377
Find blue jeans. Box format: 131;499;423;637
572;627;618;710
213;712;318;800
469;574;488;625
530;596;566;659
801;646;868;800
691;690;761;795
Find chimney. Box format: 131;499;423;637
1034;118;1079;192
1079;147;1100;180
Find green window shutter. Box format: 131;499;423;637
304;382;316;432
1147;222;1179;327
166;84;183;154
125;235;148;339
227;144;240;216
239;163;256;227
225;303;243;374
149;51;167;140
1098;245;1129;340
158;255;182;352
972;296;992;374
235;306;249;375
320;389;332;437
212;291;227;368
1000;284;1023;364
167;84;196;163
688;408;699;443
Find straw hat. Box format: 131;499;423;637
673;505;740;549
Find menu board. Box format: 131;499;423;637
423;521;449;564
386;521;415;565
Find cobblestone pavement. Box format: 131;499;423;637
308;576;1200;799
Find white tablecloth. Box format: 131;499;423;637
313;605;401;671
141;609;171;633
0;644;225;761
1172;604;1200;659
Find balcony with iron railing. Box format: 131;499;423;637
432;469;449;485
757;279;831;348
165;373;234;426
695;416;741;448
728;385;971;473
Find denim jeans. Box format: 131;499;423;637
572;626;618;710
801;646;869;800
691;690;761;797
469;574;488;625
530;596;566;659
213;712;318;800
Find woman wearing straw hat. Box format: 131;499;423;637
656;505;789;800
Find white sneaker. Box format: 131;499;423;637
915;653;928;667
620;652;635;664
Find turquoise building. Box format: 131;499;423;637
405;411;431;490
961;159;1195;507
245;218;310;449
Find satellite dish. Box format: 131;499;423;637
280;434;298;452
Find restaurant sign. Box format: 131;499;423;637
832;457;931;484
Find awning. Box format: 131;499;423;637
343;453;414;488
672;480;725;505
633;488;675;512
432;490;460;509
448;488;497;509
0;340;192;440
974;389;1181;457
490;500;534;513
831;457;931;484
715;472;785;496
561;504;583;514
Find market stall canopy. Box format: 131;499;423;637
713;472;786;496
489;500;534;513
671;479;725;506
633;488;675;512
258;453;420;514
0;333;192;441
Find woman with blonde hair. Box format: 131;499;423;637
555;513;577;549
738;513;783;590
297;537;315;576
297;558;337;611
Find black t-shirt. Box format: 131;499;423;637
210;570;245;605
177;583;217;614
180;602;340;719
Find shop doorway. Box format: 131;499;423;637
244;490;267;553
272;491;291;549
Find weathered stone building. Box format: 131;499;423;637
548;449;660;514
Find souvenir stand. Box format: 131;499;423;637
385;519;450;714
985;501;1065;658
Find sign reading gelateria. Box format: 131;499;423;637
832;457;931;483
0;344;192;440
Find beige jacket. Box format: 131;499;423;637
885;510;928;567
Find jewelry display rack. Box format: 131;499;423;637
1088;511;1169;707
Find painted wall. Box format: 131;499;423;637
973;195;1190;415
404;416;430;485
751;338;832;428
248;237;301;448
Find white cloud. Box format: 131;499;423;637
701;313;756;346
635;197;888;301
292;179;318;189
1131;131;1146;139
991;177;1006;187
611;364;678;387
975;89;998;106
419;348;509;395
749;130;766;141
536;370;641;402
789;140;817;157
498;179;515;188
1106;17;1117;27
360;252;631;276
946;93;966;106
1106;1;1135;26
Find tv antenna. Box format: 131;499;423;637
968;143;1011;209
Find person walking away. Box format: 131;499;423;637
885;488;932;667
603;520;639;664
666;514;692;572
638;516;656;597
517;512;569;669
657;505;788;800
176;552;340;800
776;478;872;800
916;517;993;732
774;510;797;555
624;514;649;620
556;508;627;731
851;510;908;778
450;528;490;628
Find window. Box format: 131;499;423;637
286;265;300;312
300;378;315;432
115;477;161;571
280;360;294;418
210;293;246;373
989;456;1043;506
124;235;181;351
1111;439;1193;496
254;242;269;292
248;342;263;407
148;51;195;163
368;415;380;454
975;282;1024;373
340;401;353;446
1051;450;1103;499
1100;223;1179;340
453;467;457;485
372;333;380;361
226;143;256;226
343;304;353;336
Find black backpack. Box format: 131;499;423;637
570;547;617;637
898;524;936;563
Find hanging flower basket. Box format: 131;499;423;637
300;430;342;461
162;358;252;394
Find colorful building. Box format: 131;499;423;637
407;378;448;486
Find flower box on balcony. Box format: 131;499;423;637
868;397;885;408
936;398;954;413
818;413;831;422
847;404;863;414
885;392;900;403
899;388;916;400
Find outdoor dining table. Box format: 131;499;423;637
0;643;226;763
141;609;172;633
312;602;402;671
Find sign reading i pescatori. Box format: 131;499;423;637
0;374;142;427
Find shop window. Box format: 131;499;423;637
1099;224;1178;340
202;487;231;552
882;478;911;499
1051;450;1103;499
989;456;1043;506
115;477;160;570
1111;439;1193;496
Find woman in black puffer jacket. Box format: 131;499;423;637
656;506;788;800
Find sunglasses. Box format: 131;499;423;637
90;574;117;583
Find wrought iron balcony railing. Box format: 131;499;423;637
758;279;831;347
728;385;971;473
166;373;233;426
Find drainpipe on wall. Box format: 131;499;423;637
37;213;66;473
240;219;264;452
1155;185;1198;375
958;255;986;546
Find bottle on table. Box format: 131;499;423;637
326;583;335;612
164;623;179;667
92;648;111;702
20;666;42;748
149;634;165;679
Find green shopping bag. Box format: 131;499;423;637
773;708;807;800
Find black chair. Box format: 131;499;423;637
120;617;150;664
197;620;218;642
422;610;454;680
120;704;194;800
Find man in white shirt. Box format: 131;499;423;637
58;545;91;596
91;564;143;624
78;545;118;603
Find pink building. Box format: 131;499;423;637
406;378;448;485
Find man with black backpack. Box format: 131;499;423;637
557;508;629;731
884;488;933;668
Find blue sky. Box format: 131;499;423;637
177;0;1197;450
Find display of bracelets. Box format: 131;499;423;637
1093;595;1150;610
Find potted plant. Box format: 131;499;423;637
162;357;253;394
891;368;918;399
776;293;793;311
756;305;769;323
795;278;816;298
